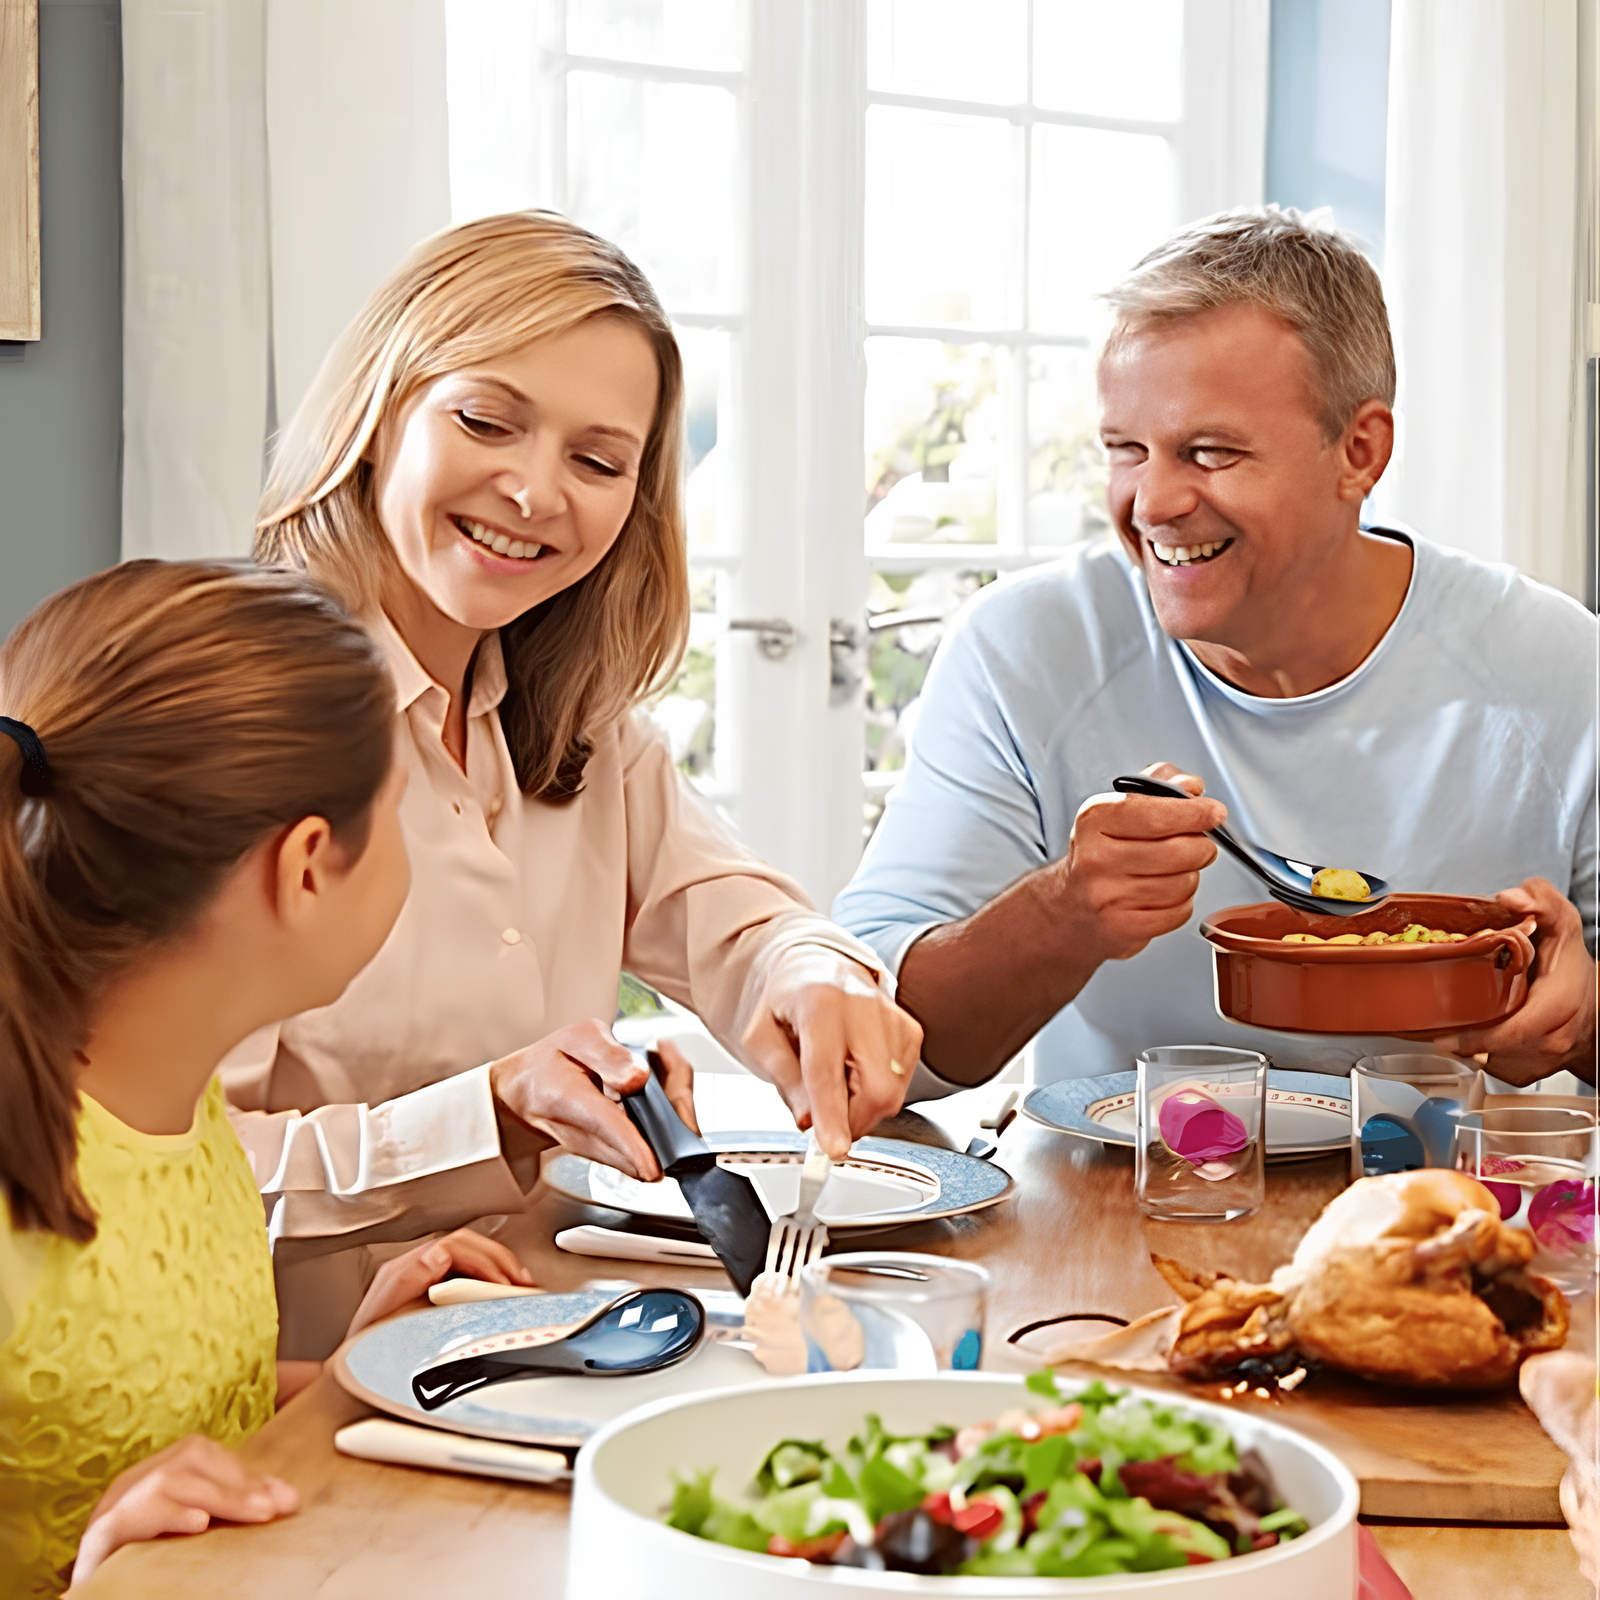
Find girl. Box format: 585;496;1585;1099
240;212;923;1353
0;562;526;1596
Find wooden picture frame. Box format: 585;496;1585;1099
0;0;40;340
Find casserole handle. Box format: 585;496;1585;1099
1487;917;1537;977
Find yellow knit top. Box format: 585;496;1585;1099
0;1078;277;1598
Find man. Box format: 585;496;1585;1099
835;208;1596;1089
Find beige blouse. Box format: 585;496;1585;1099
222;615;881;1328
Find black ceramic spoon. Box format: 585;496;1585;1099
410;1288;704;1412
1111;774;1392;918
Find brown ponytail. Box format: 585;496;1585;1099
0;561;394;1240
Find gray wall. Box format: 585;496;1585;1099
0;0;122;639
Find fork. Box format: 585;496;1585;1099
763;1131;832;1292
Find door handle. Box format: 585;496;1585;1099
727;617;798;659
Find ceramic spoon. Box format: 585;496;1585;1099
409;1287;704;1412
1111;774;1391;918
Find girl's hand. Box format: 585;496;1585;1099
743;948;925;1159
346;1228;535;1338
69;1435;298;1587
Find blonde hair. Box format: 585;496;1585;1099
0;562;393;1240
256;211;689;800
1101;206;1396;442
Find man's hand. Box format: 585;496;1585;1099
1051;763;1225;964
489;1019;661;1180
896;760;1224;1085
346;1228;535;1338
743;948;924;1159
69;1435;299;1587
1432;878;1597;1086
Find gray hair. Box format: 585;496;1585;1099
1101;206;1396;442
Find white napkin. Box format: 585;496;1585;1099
335;1418;568;1483
1520;1345;1600;1585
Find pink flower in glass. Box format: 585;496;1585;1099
1158;1091;1249;1165
1527;1179;1596;1256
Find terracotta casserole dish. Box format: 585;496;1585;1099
1199;894;1537;1035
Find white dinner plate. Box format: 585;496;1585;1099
1023;1069;1351;1159
543;1130;1014;1228
589;1147;937;1225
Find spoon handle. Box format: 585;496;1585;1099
412;1348;581;1411
1110;775;1277;891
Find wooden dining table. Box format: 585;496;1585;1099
80;1084;1594;1600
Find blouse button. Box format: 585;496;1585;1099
501;928;522;946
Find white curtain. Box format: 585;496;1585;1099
120;0;451;561
1376;0;1590;601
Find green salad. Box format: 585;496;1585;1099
665;1375;1309;1578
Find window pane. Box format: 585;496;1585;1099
652;566;721;782
445;0;541;222
863;568;995;838
865;107;1019;328
1027;343;1112;548
677;325;734;555
566;0;742;71
1032;0;1183;123
867;0;1026;104
566;74;738;313
1029;125;1174;334
865;338;1005;549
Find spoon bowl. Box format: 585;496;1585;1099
1111;775;1391;918
410;1287;704;1412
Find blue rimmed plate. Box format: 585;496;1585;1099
329;1287;935;1453
543;1130;1014;1228
1023;1069;1351;1159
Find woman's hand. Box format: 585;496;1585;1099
69;1435;299;1587
346;1228;536;1339
743;948;924;1159
649;1036;701;1133
489;1018;663;1180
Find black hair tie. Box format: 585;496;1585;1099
0;716;51;797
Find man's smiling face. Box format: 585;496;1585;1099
1097;302;1357;650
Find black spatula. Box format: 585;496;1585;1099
622;1063;769;1297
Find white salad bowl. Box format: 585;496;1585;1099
566;1371;1359;1599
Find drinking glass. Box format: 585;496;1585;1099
1452;1106;1598;1293
799;1252;988;1373
1350;1054;1477;1180
1135;1047;1267;1223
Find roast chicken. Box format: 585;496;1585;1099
1155;1170;1570;1389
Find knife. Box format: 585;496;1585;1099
621;1059;768;1297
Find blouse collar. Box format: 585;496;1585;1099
369;612;510;722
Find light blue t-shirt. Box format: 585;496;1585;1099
834;532;1598;1084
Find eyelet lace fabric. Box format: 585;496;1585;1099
0;1078;277;1597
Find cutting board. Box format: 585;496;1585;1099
871;1118;1581;1524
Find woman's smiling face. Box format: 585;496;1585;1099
371;314;661;637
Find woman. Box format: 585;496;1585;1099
235;213;922;1352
